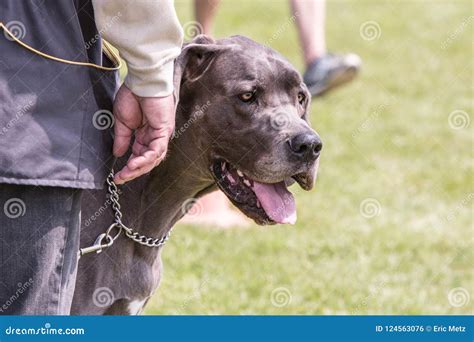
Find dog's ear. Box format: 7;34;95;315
173;35;231;106
180;35;226;83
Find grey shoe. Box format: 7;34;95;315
303;53;361;97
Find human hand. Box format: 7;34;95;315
112;84;175;184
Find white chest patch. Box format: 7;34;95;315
128;299;148;315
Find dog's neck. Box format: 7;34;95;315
126;115;214;258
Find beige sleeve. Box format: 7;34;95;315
92;0;184;97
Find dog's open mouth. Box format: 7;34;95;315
211;160;298;225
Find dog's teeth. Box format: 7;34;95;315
243;179;251;187
256;200;261;208
221;162;226;171
237;169;244;177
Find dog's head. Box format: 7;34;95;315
173;35;322;225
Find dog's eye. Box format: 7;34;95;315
238;91;255;103
298;92;306;105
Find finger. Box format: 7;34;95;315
149;136;169;161
131;139;147;163
127;136;169;171
112;85;142;157
114;165;140;184
113;119;133;157
114;162;156;184
128;147;163;170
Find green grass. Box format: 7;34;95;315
145;0;473;314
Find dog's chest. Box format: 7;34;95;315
127;298;149;315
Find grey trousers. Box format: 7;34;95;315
0;184;82;315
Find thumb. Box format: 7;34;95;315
112;86;142;157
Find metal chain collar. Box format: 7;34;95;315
78;170;172;258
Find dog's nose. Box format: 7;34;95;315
287;133;322;162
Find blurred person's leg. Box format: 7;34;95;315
195;0;221;35
291;0;327;65
191;0;249;227
290;0;361;97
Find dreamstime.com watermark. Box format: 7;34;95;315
446;192;473;222
359;20;381;41
271;287;292;307
85;12;122;50
0;99;35;136
441;15;473;50
448;287;470;308
359;198;381;219
3;197;26;219
3;20;27;41
351;99;394;138
264;12;299;46
83;189;122;227
270;112;291;131
182;21;203;41
351;280;386;314
180;198;203;217
4;323;85;336
0;278;34;313
93;287;115;308
448;110;470;130
92;109;115;130
175;275;215;314
173;100;211;139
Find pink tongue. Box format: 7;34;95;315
253;181;296;224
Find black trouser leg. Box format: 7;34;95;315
0;184;82;315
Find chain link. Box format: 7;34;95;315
79;170;172;257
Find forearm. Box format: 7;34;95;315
93;0;184;97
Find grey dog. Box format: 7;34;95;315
71;35;322;315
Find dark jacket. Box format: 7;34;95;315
0;0;119;189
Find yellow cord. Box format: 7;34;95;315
0;22;121;71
